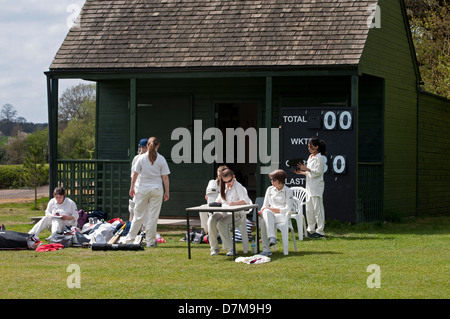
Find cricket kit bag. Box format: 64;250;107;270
0;230;40;250
91;243;144;251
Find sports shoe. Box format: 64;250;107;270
269;237;278;246
210;249;220;256
226;251;235;257
309;232;325;238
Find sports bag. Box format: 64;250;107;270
49;232;73;248
183;227;207;244
87;209;108;222
77;209;88;229
0;230;40;250
91;243;144;251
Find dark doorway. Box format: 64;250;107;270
216;102;258;201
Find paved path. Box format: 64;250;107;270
0;185;49;204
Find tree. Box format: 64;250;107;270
1;103;17;122
4;133;28;164
21;129;49;209
0;104;18;136
15;117;27;124
58;86;96;159
59;83;96;123
406;0;450;98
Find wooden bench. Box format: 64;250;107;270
30;216;44;224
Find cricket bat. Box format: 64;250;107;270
108;222;127;244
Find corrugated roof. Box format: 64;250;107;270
50;0;378;70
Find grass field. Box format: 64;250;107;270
0;197;448;300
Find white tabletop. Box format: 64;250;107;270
186;203;259;213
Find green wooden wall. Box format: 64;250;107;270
359;0;420;217
417;92;450;215
96;80;130;160
358;75;384;163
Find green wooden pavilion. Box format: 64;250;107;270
45;0;450;222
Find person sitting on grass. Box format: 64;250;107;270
28;187;78;240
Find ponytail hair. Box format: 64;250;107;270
216;165;229;183
309;137;327;156
219;168;234;201
147;137;160;164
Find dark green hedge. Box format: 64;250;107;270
0;165;49;189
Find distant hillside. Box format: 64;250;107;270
0;119;48;137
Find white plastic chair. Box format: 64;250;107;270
272;187;309;255
273;207;298;255
290;187;309;240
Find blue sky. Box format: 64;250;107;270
0;0;87;124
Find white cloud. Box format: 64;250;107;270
0;0;86;123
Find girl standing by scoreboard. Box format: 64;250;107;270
294;137;326;238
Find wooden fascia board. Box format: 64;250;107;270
44;65;359;81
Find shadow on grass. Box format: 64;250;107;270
268;250;343;261
296;215;450;236
320;234;395;241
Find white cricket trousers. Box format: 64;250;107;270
28;216;72;236
207;211;245;253
128;199;148;228
259;208;284;252
200;194;219;233
125;187;163;245
306;196;325;235
199;212;210;233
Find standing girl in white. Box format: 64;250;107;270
125;137;170;247
129;138;148;222
295;137;326;238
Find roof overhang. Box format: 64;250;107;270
45;64;360;81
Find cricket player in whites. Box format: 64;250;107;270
128;138;148;223
124;137;170;247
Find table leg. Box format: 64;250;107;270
256;213;260;254
186;211;191;259
232;212;236;260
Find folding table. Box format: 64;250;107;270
185;203;259;260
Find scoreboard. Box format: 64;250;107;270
281;107;357;222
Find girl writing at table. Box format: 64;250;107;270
201;165;228;234
207;168;252;256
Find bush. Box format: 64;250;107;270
0;165;49;188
